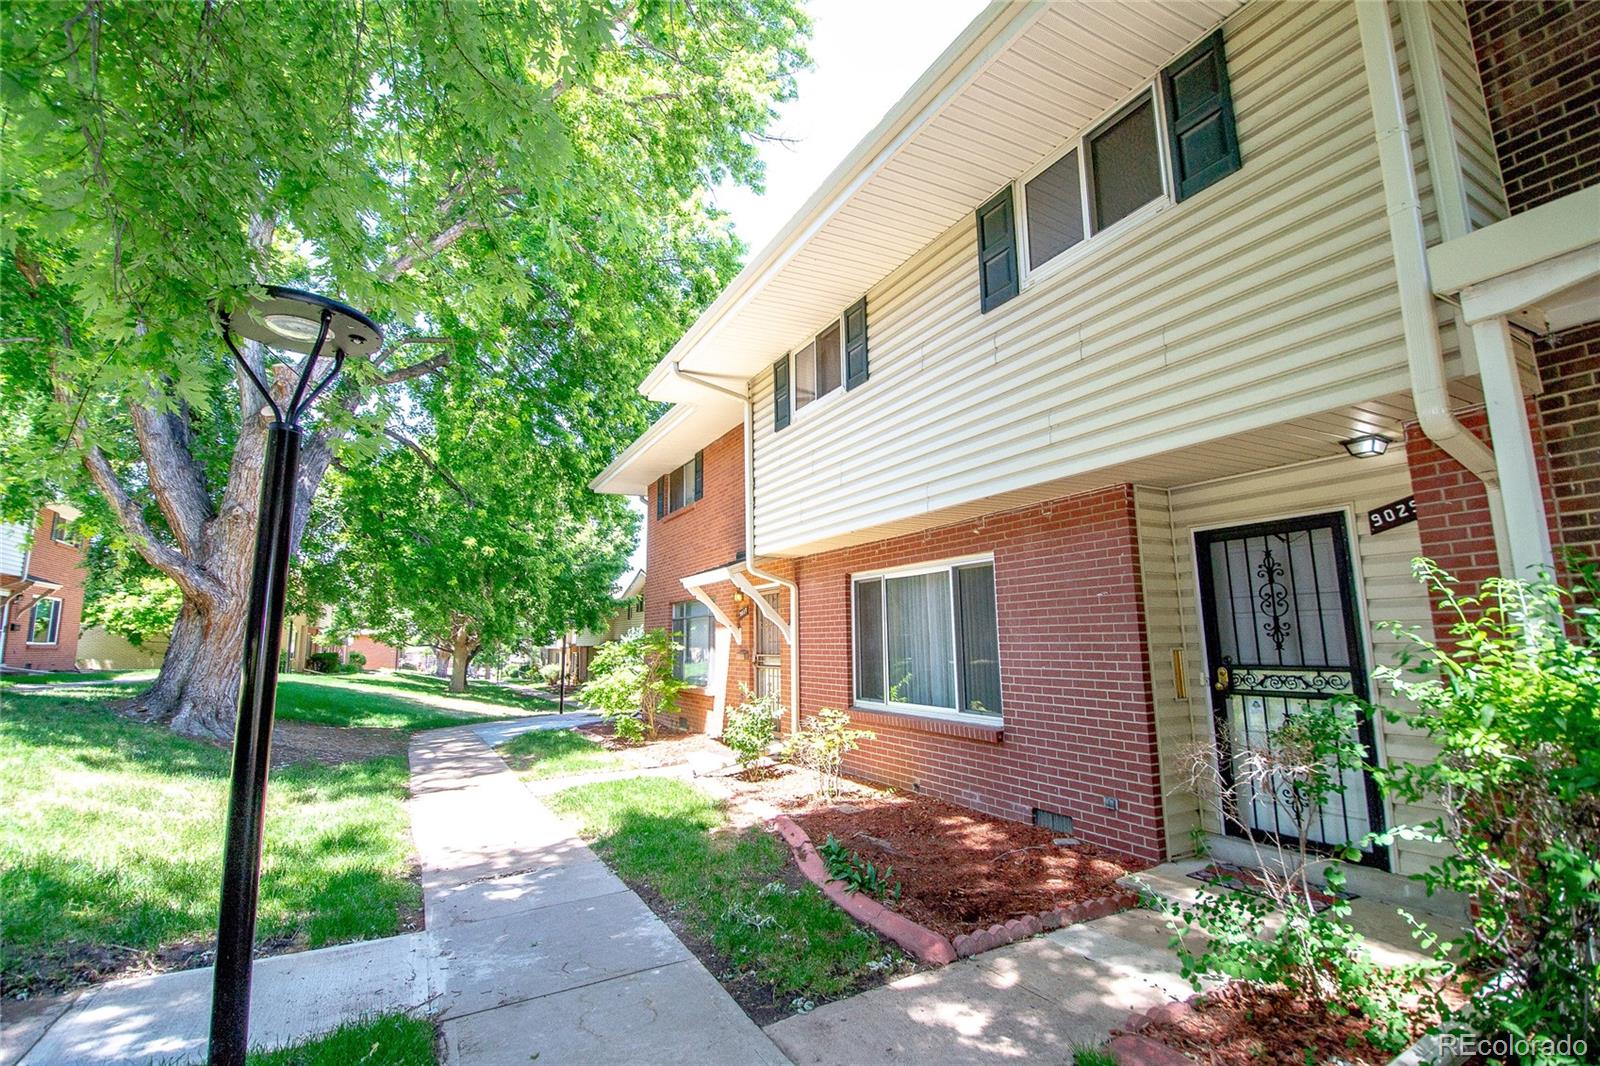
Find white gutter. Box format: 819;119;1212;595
1356;0;1511;572
665;362;802;734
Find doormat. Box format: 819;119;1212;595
1187;861;1357;913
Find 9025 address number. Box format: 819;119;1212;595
1368;495;1418;535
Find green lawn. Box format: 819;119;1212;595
0;668;156;689
547;777;896;1003
498;728;624;781
274;671;553;731
0;687;419;994
247;1014;436;1066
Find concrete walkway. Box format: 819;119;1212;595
412;720;786;1065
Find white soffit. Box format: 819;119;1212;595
590;395;744;495
641;0;1241;398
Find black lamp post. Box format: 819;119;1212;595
210;287;382;1066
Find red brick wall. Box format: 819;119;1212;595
791;484;1166;863
1467;0;1600;216
1403;404;1561;636
1533;323;1600;566
3;509;87;671
643;425;754;732
345;634;400;670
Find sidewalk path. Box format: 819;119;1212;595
412;721;787;1066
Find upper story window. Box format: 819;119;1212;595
29;597;61;644
49;512;80;547
654;451;703;519
671;599;713;686
979;27;1240;311
772;297;868;432
852;557;1002;720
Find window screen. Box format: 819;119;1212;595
853;578;885;703
671;600;713;686
1025;148;1084;268
885;571;956;710
1089;95;1163;232
955;564;1002;716
816;321;842;398
793;340;818;409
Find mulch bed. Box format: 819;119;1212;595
787;792;1148;939
1128;982;1444;1066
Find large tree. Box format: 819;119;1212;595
0;1;805;735
301;371;636;693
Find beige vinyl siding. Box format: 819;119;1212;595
76;626;168;670
751;1;1443;556
0;522;27;577
1157;449;1446;877
1134;485;1206;857
1429;0;1509;231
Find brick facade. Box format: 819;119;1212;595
643;425;790;733
1468;0;1600;569
345;633;401;670
2;509;88;671
1403;404;1562;636
790;484;1166;863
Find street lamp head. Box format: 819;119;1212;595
221;285;383;358
218;285;383;426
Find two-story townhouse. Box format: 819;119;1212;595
596;0;1599;896
1;505;89;672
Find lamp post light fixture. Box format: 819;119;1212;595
1341;433;1393;459
210;286;381;1066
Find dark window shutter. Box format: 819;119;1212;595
844;297;869;389
693;451;704;500
655;477;665;518
1162;29;1241;201
976;187;1019;313
772;356;791;431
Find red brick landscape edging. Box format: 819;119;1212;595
771;814;957;965
949;887;1139;958
1108;998;1201;1066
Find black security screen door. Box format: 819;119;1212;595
756;590;783;700
1194;512;1388;870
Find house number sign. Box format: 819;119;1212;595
1368;495;1417;535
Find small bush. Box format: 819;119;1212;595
538;662;564;686
723;686;781;770
818;833;900;902
782;708;873;799
306;651;341;674
581;628;687;742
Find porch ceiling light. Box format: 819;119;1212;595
1341;433;1392;458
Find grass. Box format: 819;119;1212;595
1071;1046;1121;1066
0;668;156;689
247;1014;436;1066
497;728;624;781
0;687;419;994
273;671;553;731
547;776;895;1002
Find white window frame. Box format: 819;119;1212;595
670;599;714;689
662;452;701;516
849;552;1002;723
49;513;79;546
27;597;62;646
783;311;848;422
1016;81;1175;291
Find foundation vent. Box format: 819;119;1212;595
1032;808;1073;835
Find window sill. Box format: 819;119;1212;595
847;705;1003;743
657;500;700;524
25;642;59;648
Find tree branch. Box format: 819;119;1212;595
381;216;485;283
80;443;222;604
378;350;452;385
128;398;215;555
384;427;476;507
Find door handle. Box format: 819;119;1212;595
1213;665;1230;693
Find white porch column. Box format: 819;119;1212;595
1471;315;1556;579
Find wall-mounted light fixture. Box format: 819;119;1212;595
1341;433;1392;458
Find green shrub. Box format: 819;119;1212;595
341;652;366;674
581;628;687;742
722;686;781;770
782;708;873;799
306;651;341;674
1363;562;1600;1063
538;662;564;686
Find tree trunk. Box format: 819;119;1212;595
449;623;473;694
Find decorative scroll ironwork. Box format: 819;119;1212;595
1225;665;1352;697
1254;537;1292;653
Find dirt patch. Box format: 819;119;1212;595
788;793;1147;939
1130;982;1445;1066
578;722;739;770
269;721;410;767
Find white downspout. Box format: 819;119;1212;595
1356;0;1512;573
667;363;802;734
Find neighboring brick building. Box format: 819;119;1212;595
344;633;401;670
1468;0;1600;564
1;506;88;672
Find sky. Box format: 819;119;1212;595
625;0;987;579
